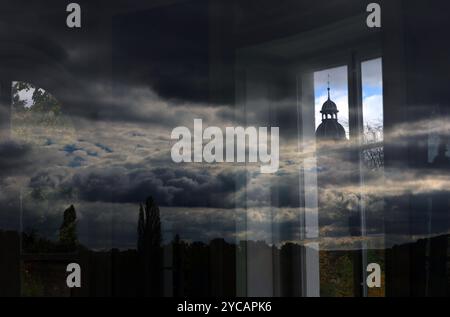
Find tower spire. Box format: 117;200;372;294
316;73;346;141
327;74;330;100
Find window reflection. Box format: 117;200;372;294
362;58;383;144
314;66;349;139
0;0;448;298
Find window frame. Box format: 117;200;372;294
294;45;383;297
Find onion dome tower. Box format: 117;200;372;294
315;78;346;141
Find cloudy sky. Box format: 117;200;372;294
0;0;449;253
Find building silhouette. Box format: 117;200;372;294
315;82;346;141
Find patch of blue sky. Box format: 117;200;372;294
95;143;113;153
317;83;381;99
87;150;98;157
362;86;382;99
62;143;82;154
362;58;383;141
68;156;86;168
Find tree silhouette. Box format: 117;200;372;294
12;82;27;111
137;204;145;253
59;205;78;251
137;196;162;296
12;82;61;114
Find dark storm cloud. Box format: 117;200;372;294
269;174;301;207
61;166;247;208
0;141;32;174
112;0;216;104
29;169;67;190
56;83;191;126
1;0;230;126
0;0;303;131
0;141;34;229
260;99;301;141
1;0;448;249
69;166;174;204
157;167;247;207
216;98;299;140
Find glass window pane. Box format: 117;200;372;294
314;66;349;139
362;58;383;143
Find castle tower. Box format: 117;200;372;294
315;80;346;141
